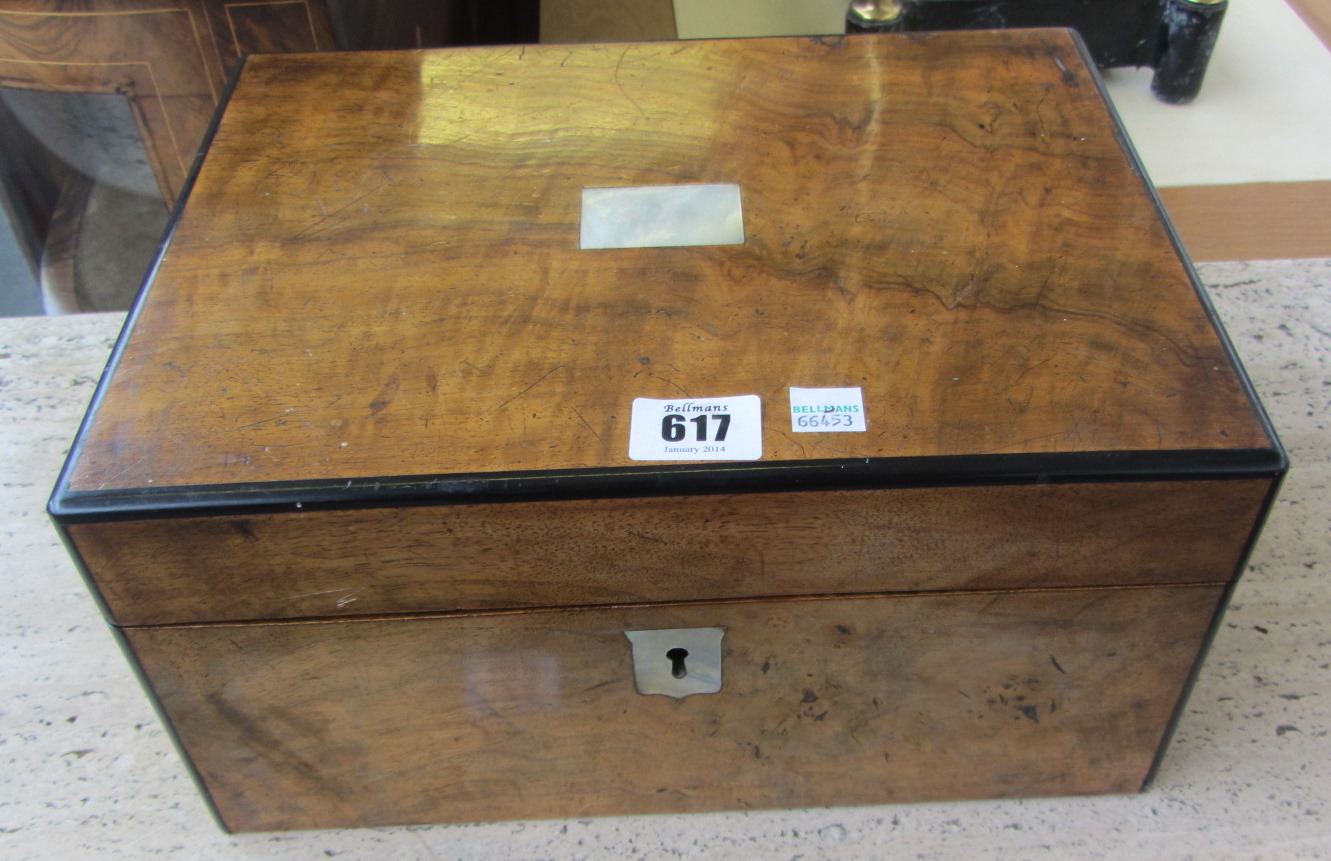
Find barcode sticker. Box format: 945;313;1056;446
789;387;866;432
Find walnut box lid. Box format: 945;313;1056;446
52;30;1282;517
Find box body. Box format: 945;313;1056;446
51;31;1284;831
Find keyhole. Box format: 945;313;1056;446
666;647;689;679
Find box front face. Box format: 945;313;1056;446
127;584;1223;832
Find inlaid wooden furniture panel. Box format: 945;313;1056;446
0;0;335;312
50;32;1285;832
0;0;334;205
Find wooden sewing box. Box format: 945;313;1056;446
50;30;1286;832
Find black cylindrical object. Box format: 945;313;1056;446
1152;0;1228;103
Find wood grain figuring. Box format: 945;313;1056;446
1159;181;1331;262
71;478;1267;626
126;584;1224;831
65;32;1272;493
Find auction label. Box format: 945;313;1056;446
628;395;762;461
789;387;866;432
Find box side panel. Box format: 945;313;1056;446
1141;468;1289;787
71;479;1266;625
124;584;1224;831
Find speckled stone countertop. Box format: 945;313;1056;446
1;259;1327;860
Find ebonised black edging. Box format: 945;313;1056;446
49;446;1286;523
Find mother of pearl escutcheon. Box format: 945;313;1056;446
624;628;727;699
